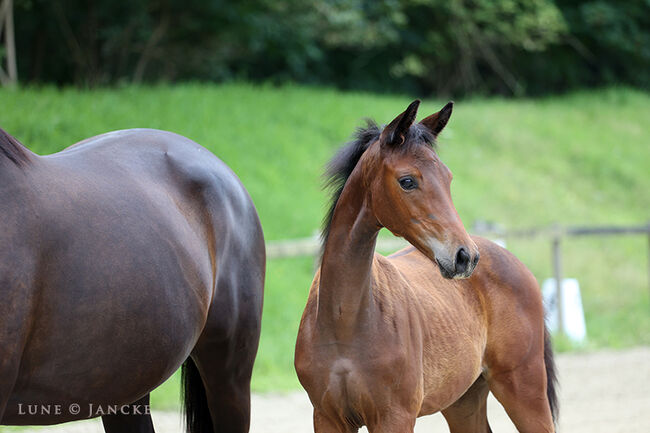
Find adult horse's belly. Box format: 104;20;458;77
4;286;204;424
4;281;205;424
3;218;213;424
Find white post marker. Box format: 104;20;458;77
542;278;587;343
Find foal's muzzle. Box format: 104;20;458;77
437;247;479;279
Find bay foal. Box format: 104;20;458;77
295;101;558;433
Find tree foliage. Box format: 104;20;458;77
11;0;650;95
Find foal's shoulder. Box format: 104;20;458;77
469;235;541;302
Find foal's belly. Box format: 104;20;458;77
418;332;485;416
418;352;483;416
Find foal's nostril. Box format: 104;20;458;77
473;252;480;267
455;247;471;274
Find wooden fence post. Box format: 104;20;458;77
647;221;650;302
551;230;564;336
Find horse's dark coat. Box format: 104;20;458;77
0;128;264;433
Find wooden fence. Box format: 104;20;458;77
267;222;650;335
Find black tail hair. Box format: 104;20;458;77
544;327;559;425
181;357;214;433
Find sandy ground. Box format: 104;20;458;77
10;346;650;433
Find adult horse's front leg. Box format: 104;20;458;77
0;359;20;424
101;394;154;433
0;290;31;424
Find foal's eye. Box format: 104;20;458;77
398;176;417;191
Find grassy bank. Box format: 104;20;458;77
1;84;648;411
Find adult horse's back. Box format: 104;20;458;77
0;127;265;433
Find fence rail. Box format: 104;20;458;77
471;222;650;239
267;223;650;259
267;222;650;335
267;235;409;260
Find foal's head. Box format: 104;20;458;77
328;100;479;279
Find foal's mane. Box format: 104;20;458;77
0;128;31;166
321;120;436;248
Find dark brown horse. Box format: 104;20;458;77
295;101;558;432
0;127;265;433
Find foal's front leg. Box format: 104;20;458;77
366;409;416;433
313;409;358;433
442;376;492;433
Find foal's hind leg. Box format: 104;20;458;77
442;376;492;433
101;394;154;433
487;356;554;433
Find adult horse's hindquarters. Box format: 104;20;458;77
0;128;265;433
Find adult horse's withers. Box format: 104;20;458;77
295;101;558;433
0;128;265;433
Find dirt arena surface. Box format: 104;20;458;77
12;346;649;433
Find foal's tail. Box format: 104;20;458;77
543;327;559;425
181;357;214;433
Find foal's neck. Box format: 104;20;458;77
317;168;379;336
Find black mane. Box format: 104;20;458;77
0;128;31;166
321;120;435;249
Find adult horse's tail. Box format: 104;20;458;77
544;327;559;425
182;358;214;433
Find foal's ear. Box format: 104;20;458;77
381;100;420;146
420;101;453;137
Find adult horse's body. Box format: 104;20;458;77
0;127;265;433
295;101;558;432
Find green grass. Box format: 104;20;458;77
1;84;649;411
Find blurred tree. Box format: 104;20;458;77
384;0;568;95
10;0;650;95
552;0;650;89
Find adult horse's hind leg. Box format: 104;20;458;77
190;337;257;433
441;376;492;433
185;273;263;433
101;394;155;433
